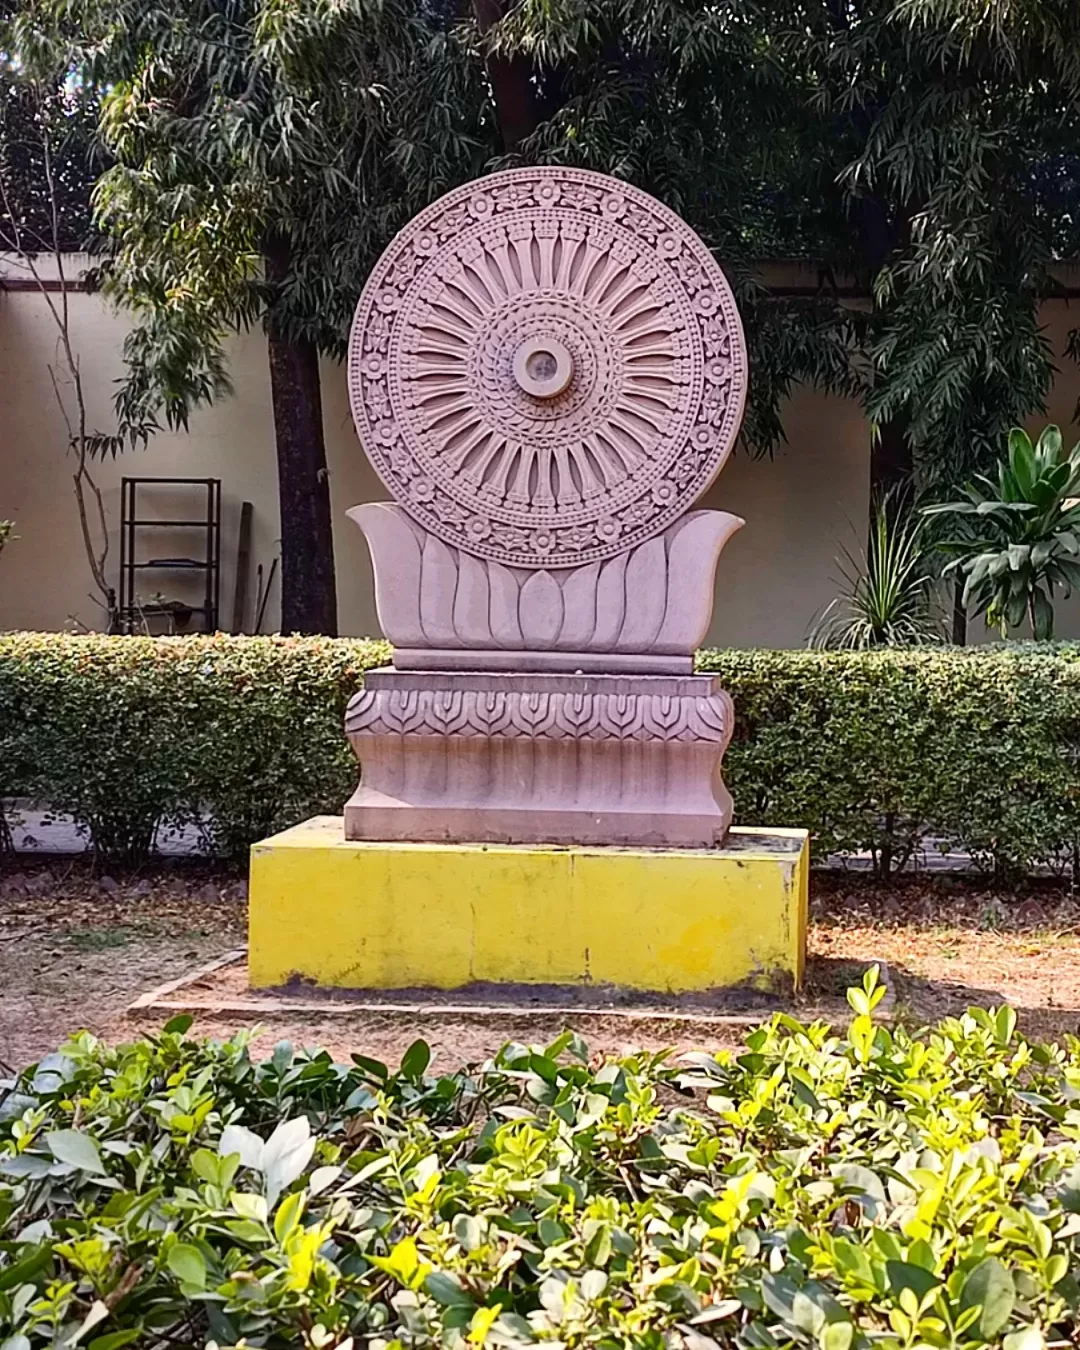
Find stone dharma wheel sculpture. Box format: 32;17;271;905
344;167;749;847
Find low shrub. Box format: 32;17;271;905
3;976;1080;1350
2;634;1080;871
0;634;388;863
699;646;1080;876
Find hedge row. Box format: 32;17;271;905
1;633;1079;872
0;634;387;863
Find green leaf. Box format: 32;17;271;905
994;1005;1018;1046
191;1148;221;1185
789;1069;822;1111
274;1189;305;1243
425;1271;475;1307
886;1261;939;1300
231;1191;269;1223
833;1163;886;1205
1003;1329;1045;1350
453;1214;484;1252
219;1123;264;1170
46;1129;105;1175
167;1242;207;1290
308;1165;341;1196
369;1236;421;1285
822;1322;853;1350
1037;424;1063;463
262;1117;315;1205
1008;543;1030;571
1057;531;1079;555
1009;428;1037;494
960;1258;1015;1339
88;1332;142;1350
1031;589;1054;640
351;1054;389;1079
401;1039;431;1078
581;1269;607;1300
690;1301;743;1324
163;1013;193;1035
0;1245;51;1291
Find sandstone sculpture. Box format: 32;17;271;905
344;166;749;847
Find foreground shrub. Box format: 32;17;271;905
3;634;1080;870
2;976;1080;1350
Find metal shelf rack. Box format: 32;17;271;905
118;477;221;634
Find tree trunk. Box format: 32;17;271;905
951;575;967;645
472;0;542;149
263;239;337;635
851;181;916;519
266;330;338;634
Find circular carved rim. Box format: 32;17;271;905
348;167;748;569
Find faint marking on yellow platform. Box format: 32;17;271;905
249;818;808;995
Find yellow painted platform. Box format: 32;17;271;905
248;817;809;994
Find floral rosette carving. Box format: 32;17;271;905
348;167;748;569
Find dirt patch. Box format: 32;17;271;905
810;871;1080;1038
0;859;247;1068
3;860;1080;1070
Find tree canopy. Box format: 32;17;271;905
8;0;490;631
8;0;1080;631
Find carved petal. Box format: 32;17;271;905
615;536;667;651
653;510;744;654
488;561;524;649
346;503;425;648
588;553;628;649
420;533;462;647
519;570;563;649
556;561;600;649
453;551;492;647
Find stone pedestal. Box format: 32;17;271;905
244;166;808;999
249;817;809;994
344;668;734;848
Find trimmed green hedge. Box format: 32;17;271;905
0;635;387;863
699;646;1080;876
1;633;1079;872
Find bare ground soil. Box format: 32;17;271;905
1;860;1079;1071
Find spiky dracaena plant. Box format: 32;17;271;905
811;499;939;649
925;425;1080;641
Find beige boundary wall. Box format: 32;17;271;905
4;253;1080;646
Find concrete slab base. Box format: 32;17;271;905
248;817;809;995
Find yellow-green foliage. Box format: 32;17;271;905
2;634;1080;871
4;977;1080;1350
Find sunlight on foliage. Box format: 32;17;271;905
926;426;1080;639
4;973;1080;1350
810;498;940;649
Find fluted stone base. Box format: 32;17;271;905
344;668;734;848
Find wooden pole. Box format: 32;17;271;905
231;500;253;632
